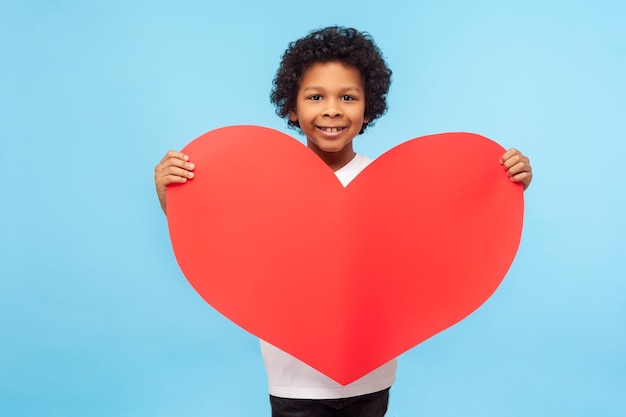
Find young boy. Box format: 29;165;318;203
154;26;532;417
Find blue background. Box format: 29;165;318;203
1;1;624;416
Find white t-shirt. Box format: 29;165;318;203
261;153;398;399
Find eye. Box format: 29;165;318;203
341;95;356;101
308;95;322;101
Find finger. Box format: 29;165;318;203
505;160;531;177
155;157;195;175
169;166;195;179
502;154;529;171
157;151;191;172
510;171;532;182
156;166;195;182
499;148;519;164
162;173;192;184
160;150;189;164
156;173;193;197
510;171;533;190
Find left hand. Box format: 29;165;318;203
500;148;533;190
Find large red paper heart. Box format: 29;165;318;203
167;125;523;385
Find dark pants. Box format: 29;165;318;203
269;388;389;417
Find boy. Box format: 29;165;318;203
154;26;532;417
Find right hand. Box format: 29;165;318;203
154;150;195;214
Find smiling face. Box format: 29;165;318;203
289;61;369;171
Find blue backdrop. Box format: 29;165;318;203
1;1;624;416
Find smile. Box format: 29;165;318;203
318;126;347;133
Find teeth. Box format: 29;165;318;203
321;127;343;132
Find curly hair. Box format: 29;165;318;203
270;26;392;134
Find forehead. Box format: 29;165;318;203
299;61;364;88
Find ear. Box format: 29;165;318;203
289;109;298;122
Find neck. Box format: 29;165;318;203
307;141;356;172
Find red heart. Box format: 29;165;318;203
167;125;523;385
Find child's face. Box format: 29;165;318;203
289;61;369;168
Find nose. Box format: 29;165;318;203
323;100;342;118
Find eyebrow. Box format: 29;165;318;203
302;86;363;93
